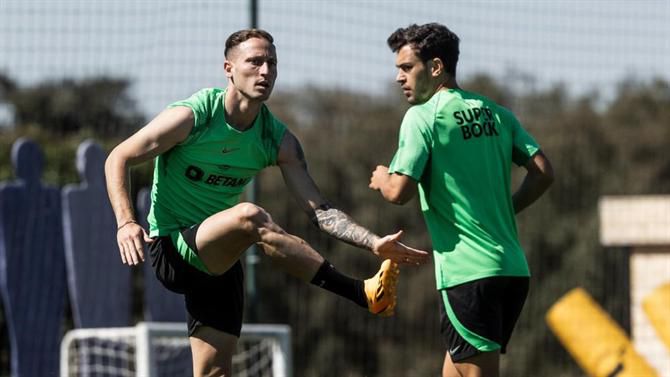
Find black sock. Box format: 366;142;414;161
310;260;367;308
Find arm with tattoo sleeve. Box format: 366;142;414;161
278;130;429;264
311;204;378;251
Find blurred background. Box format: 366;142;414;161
1;1;669;376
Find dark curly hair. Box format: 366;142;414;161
387;23;460;76
225;29;274;58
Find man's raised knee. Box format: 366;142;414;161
234;202;271;233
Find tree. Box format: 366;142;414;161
1;73;144;137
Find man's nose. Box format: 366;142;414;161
259;62;272;76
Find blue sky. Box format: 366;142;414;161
1;0;668;118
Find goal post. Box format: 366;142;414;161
60;322;292;377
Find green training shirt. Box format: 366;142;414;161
147;88;286;239
388;89;539;289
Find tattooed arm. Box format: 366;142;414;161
310;203;378;251
276;130;429;264
277;131;377;250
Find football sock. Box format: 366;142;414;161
310;260;367;308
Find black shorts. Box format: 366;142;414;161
148;225;244;338
440;276;529;362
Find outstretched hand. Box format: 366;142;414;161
116;221;153;266
372;230;430;266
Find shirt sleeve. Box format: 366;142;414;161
167;88;216;144
262;106;287;166
502;107;540;166
388;105;433;181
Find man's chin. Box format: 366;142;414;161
406;94;430;105
250;91;273;102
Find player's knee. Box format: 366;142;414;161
235;202;272;233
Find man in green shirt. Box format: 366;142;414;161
369;23;554;377
105;28;429;376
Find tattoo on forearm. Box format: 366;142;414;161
315;207;376;250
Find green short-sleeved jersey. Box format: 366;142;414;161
147;88;286;239
389;89;539;289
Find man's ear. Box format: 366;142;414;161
224;60;233;79
430;57;444;77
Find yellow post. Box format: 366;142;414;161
546;287;658;377
643;282;670;352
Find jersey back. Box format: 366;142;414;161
389;89;539;289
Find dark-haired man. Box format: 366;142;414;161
105;28;429;376
369;23;554;377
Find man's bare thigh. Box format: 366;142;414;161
195;203;262;274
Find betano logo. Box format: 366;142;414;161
184;165;250;187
